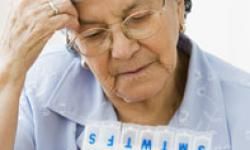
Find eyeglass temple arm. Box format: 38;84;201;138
162;0;165;6
65;29;80;56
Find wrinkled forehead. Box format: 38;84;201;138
73;0;161;24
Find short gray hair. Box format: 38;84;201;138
184;0;192;18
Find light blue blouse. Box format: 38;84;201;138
14;37;250;150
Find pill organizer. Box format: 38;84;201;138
82;121;212;150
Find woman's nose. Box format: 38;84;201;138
111;28;140;60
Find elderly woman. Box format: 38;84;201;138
0;0;250;149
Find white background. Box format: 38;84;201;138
1;0;250;72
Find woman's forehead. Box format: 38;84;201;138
75;0;160;24
74;0;157;9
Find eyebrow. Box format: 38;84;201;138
79;19;103;26
79;0;141;26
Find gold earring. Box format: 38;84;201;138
81;59;89;69
180;23;186;33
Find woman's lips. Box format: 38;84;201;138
118;62;155;76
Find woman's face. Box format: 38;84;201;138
74;0;185;103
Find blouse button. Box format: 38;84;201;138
207;73;215;81
194;71;202;80
196;87;206;97
178;110;190;123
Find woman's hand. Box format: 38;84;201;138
0;0;79;149
0;0;80;80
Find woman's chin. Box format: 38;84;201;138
115;80;166;103
113;63;169;103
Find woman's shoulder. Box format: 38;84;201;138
203;50;250;138
22;43;90;105
30;46;76;73
189;40;250;102
203;50;250;102
25;43;79;84
197;49;250;147
205;52;250;86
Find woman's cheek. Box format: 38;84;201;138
86;57;116;91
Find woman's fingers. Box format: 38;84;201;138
25;13;79;47
0;0;80;74
20;13;79;58
53;0;79;18
23;0;80;32
50;14;80;31
47;0;80;31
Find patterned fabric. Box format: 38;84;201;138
14;36;250;150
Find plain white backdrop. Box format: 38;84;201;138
186;0;250;72
1;0;250;72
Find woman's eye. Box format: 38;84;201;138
131;12;151;21
87;32;101;38
83;30;104;39
130;15;146;22
125;12;153;25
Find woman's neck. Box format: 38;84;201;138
111;51;189;125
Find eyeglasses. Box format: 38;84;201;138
69;0;167;57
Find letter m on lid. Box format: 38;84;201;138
141;139;152;150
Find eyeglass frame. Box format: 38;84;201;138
67;0;167;57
